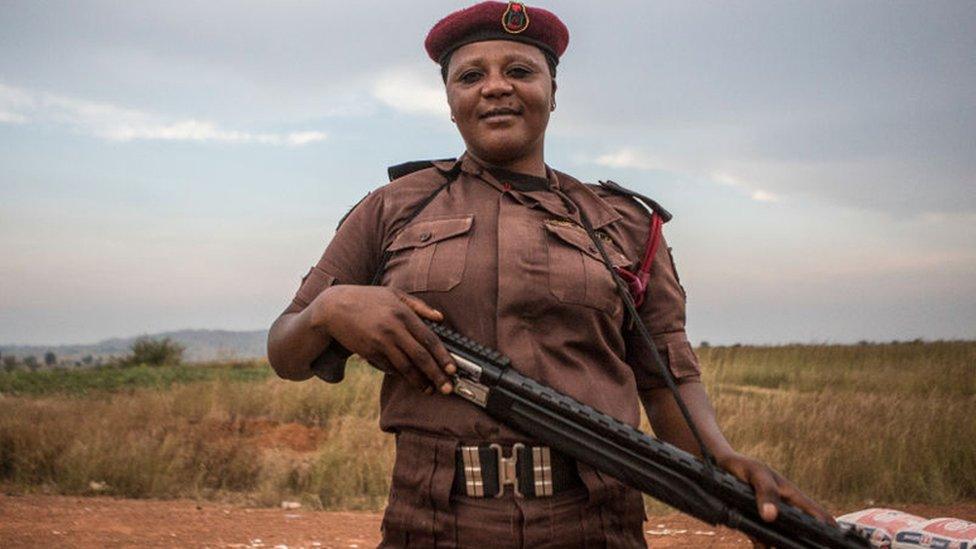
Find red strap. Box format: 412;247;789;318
614;213;663;308
638;213;664;287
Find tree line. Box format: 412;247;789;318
1;337;185;372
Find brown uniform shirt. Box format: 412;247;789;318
292;154;700;442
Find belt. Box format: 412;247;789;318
452;443;583;498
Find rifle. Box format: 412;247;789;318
307;164;867;546
419;320;870;549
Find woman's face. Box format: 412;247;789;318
445;40;554;168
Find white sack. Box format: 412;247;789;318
837;508;927;549
893;518;976;549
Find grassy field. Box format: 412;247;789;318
0;362;270;396
701;341;976;508
1;341;973;512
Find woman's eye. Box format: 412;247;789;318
508;67;532;78
458;71;482;84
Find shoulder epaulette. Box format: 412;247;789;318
387;158;458;181
336;159;460;231
598;180;673;223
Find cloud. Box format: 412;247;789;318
0;82;326;146
0;83;34;124
0;111;28;124
593;148;664;171
592;147;781;203
711;171;780;203
285;131;329;146
371;67;449;118
749;190;778;203
550;3;976;216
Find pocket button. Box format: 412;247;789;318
419;232;432;242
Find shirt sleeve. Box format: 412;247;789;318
624;233;702;391
286;191;389;374
290;191;386;311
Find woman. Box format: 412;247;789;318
268;1;833;546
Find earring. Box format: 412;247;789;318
451;114;456;122
550;99;556;112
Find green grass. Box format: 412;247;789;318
0;362;271;396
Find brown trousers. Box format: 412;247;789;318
379;431;647;548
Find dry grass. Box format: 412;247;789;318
0;363;392;509
1;341;973;510
701;341;976;506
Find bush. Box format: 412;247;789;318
126;337;185;367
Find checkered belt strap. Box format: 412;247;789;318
453;443;582;498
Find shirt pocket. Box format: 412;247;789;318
385;214;474;293
544;220;630;314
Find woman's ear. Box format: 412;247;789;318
445;84;457;123
550;79;558;111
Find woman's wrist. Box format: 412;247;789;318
305;285;342;336
714;449;744;468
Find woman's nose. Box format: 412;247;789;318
480;71;514;97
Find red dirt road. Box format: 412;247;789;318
1;495;974;548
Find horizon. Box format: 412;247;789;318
0;326;268;349
2;326;972;351
2;1;974;346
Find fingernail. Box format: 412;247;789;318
440;382;453;394
762;503;777;521
445;363;457;375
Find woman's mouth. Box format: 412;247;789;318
479;107;522;121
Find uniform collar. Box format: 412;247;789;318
552;170;623;230
433;153;556;188
432;154;622;230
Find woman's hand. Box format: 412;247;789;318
717;452;836;548
310;285;456;394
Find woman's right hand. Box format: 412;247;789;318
310;285;457;394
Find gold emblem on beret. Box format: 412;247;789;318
502;1;530;34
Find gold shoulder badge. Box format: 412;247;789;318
501;1;529;34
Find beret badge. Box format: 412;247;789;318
501;1;530;34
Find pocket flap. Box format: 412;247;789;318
388;215;474;252
544;220;629;266
293;266;337;308
666;340;702;380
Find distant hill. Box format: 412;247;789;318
0;329;268;364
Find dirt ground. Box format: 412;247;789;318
1;494;974;548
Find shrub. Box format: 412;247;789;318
126;337;185;367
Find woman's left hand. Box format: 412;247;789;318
717;452;836;547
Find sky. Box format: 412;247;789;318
1;1;974;346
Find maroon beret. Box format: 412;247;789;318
425;1;569;66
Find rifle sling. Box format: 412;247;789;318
310;164;461;382
550;187;720;477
